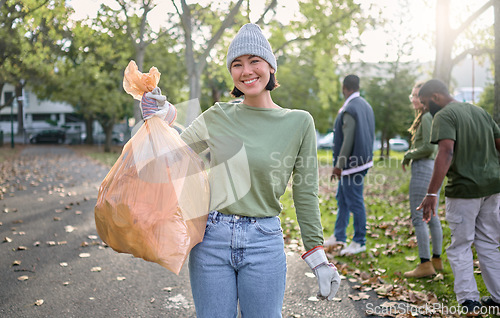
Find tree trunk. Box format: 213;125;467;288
379;131;387;159
15;83;24;135
85;116;94;145
433;0;494;86
133;47;146;125
212;85;222;104
494;0;500;124
101;121;114;153
185;68;202;126
433;0;454;85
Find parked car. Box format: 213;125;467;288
388;137;409;152
374;137;409;152
317;132;334;149
82;131;124;145
29;129;66;144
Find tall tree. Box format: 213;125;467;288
494;0;500;123
35;18;133;152
172;0;254;125
433;0;493;85
365;67;416;158
115;0;173;124
0;0;71;134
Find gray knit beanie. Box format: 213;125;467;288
226;23;277;73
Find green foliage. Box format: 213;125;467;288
0;0;71;109
478;84;494;115
145;32;189;105
364;65;416;146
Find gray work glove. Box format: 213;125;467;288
140;87;176;126
302;246;341;300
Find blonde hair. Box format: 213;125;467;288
408;82;427;142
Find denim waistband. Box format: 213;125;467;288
208;211;274;223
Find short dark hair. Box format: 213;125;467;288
230;73;279;97
418;79;450;98
343;74;360;91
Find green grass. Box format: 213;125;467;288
86;151;121;167
281;149;489;309
72;145;122;167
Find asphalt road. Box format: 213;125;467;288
0;145;389;318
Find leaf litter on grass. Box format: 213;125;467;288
316;156;461;317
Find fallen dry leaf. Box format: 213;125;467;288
358;292;370;300
64;225;75;233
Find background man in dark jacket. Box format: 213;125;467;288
325;74;375;256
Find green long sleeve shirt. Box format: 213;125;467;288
180;102;323;250
403;112;437;165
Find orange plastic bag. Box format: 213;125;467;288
94;62;210;275
123;60;161;100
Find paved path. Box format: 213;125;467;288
0;145;389;317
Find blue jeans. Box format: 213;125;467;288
334;169;368;245
189;211;287;318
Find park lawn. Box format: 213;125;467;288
280;149;489;309
70;144;122;167
83;145;490;308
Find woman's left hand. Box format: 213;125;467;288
302;246;341;300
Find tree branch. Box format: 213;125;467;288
452;46;495;66
197;0;244;73
255;0;278;25
273;8;357;55
453;0;493;38
138;0;154;49
174;0;195;75
117;0;137;44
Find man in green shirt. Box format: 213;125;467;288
417;79;500;316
